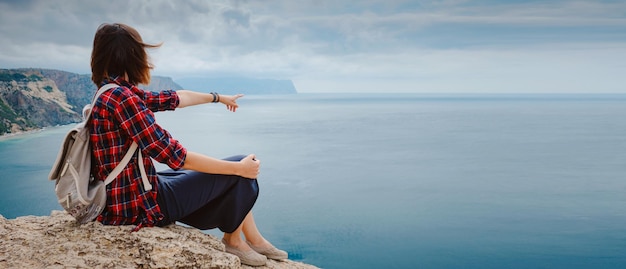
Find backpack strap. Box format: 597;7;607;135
83;83;119;120
93;83;119;107
137;148;152;191
102;142;152;191
103;142;137;185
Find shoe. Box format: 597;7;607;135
247;241;288;260
222;239;267;266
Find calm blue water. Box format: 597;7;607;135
1;94;626;269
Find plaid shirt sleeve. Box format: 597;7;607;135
91;79;187;227
117;85;186;168
140;87;180;112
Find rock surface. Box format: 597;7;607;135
0;211;317;269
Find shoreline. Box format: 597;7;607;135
0;124;75;143
0;128;45;141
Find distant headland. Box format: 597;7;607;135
176;77;297;95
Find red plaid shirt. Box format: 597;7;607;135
90;77;187;228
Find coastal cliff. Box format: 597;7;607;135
0;211;317;269
0;68;183;136
0;70;80;134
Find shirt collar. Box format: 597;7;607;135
102;76;133;88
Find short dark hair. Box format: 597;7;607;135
90;23;161;86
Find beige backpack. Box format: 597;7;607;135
48;83;150;224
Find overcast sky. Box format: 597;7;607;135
1;0;624;93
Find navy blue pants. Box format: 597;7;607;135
156;155;259;233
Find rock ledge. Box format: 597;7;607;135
0;211;317;269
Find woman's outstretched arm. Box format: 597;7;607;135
182;151;260;179
177;90;244;112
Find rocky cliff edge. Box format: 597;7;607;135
0;211;318;269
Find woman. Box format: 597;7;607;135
89;23;286;267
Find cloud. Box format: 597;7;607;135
0;0;624;92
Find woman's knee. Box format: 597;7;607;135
238;178;260;197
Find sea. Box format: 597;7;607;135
1;93;625;269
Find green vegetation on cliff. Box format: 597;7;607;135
0;72;43;82
0;98;34;134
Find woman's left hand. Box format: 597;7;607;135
219;94;244;112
